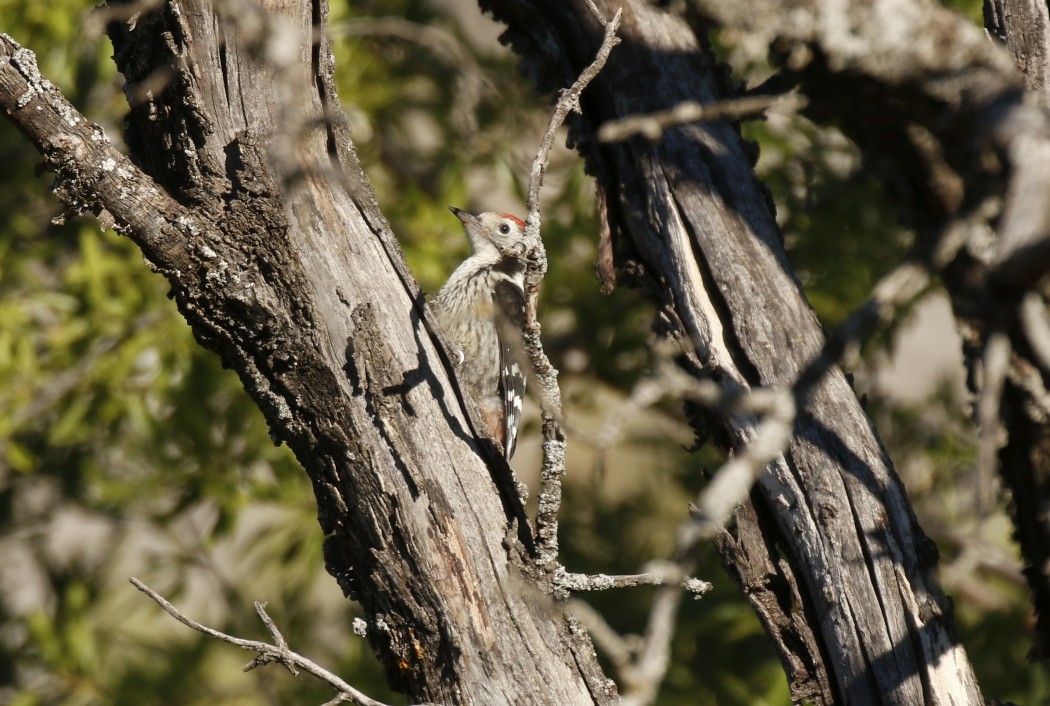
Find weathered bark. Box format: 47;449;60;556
996;366;1050;656
716;495;835;705
985;0;1050;108
685;0;1050;672
481;0;982;703
0;1;613;703
8;0;1047;699
981;0;1050;657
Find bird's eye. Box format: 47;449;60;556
498;223;511;235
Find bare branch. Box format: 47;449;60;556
620;573;687;706
521;7;623;568
554;568;668;594
1021;292;1050;372
568;558;711;706
572;226;958;703
593;212;981;702
320;696;353;706
577;222;971;704
129;578;410;706
684;226;966;540
685;394;796;541
246;601;297;675
597;93;807;143
976;331;1010;514
524;9;622;225
0;33;195;273
584;0;609;25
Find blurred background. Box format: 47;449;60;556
0;0;1043;703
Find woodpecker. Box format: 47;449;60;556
432;206;528;459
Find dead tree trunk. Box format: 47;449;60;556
482;1;984;703
0;1;612;703
9;0;1048;701
979;0;1050;657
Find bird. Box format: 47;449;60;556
431;206;528;458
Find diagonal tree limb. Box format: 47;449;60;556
596;93;807;143
3;2;618;699
483;1;989;702
130;578;411;706
0;33;196;274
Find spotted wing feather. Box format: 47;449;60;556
492;278;527;458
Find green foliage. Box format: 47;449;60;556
745;117;913;328
0;4;396;705
943;0;984;24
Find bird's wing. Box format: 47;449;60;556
492;278;527;459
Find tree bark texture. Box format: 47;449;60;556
1;1;614;703
481;1;983;704
996;370;1050;657
680;0;1050;672
985;0;1050;108
981;0;1050;657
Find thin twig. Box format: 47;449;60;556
524;9;622;224
583;0;608;25
1020;292;1050;372
554;567;668;594
524;7;622;568
565;557;711;706
597;93;806;143
320;696;353;706
129;578;406;706
246;601;297;675
976;330;1009;515
619;565;691;706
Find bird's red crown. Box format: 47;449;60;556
497;213;526;230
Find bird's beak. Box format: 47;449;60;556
449;206;480;227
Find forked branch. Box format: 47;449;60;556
517;5;623;568
129;578;413;706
